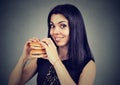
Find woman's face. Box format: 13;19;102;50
50;14;70;47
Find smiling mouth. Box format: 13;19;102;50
54;37;64;41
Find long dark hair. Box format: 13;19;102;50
47;4;94;66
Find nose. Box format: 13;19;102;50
53;27;61;34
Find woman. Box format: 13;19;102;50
9;4;96;85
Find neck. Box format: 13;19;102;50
58;46;69;61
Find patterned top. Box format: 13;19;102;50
37;57;93;85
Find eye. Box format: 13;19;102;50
50;24;55;29
60;24;67;29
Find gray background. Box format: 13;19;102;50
0;0;119;85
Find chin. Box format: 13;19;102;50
55;43;62;46
56;43;68;47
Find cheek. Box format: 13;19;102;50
66;30;70;42
66;27;70;36
65;30;70;38
50;29;53;36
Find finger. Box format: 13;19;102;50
32;37;40;42
41;38;52;46
26;39;36;46
48;38;56;48
40;41;49;49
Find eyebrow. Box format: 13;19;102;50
50;21;67;24
58;21;67;24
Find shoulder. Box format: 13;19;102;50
85;60;96;69
81;60;96;76
78;60;96;85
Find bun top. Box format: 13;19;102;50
30;42;44;49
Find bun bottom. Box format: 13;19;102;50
30;49;46;54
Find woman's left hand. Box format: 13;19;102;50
40;38;60;65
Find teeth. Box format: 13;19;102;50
55;37;62;41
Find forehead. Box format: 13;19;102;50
50;14;68;23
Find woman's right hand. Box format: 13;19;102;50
21;38;41;62
21;37;47;62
